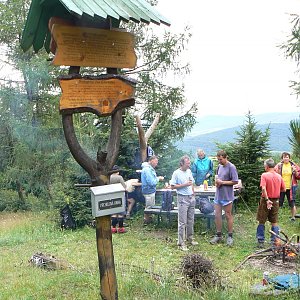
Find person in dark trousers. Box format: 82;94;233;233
110;165;127;233
274;152;300;221
256;158;286;248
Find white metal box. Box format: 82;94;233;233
90;183;125;217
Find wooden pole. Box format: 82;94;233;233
96;215;118;300
61;65;120;299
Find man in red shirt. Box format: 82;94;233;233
256;158;286;248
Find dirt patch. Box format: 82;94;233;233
247;256;299;274
145;228;175;243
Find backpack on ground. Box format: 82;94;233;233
161;190;173;211
198;197;214;214
60;204;76;229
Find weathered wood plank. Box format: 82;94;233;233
59;77;135;116
52;24;137;68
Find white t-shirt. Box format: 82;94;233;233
170;168;194;195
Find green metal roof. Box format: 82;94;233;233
21;0;170;53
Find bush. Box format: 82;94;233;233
0;189;26;211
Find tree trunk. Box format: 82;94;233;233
135;113;160;162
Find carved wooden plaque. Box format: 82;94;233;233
59;78;135;116
51;24;137;68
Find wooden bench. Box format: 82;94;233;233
144;205;224;230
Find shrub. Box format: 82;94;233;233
0;189;26;211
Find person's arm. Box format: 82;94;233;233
261;186;273;210
292;163;300;179
206;159;214;178
120;177;126;189
170;172;193;190
171;181;192;189
216;179;238;186
171;175;193;190
191;163;197;180
144;168;158;186
274;163;280;174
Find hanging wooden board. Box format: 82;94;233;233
51;24;137;68
59;76;135;116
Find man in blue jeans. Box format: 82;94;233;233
170;155;198;251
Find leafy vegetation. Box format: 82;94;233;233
0;0;196;220
216;112;270;205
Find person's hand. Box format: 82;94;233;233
216;178;223;187
205;173;210;178
266;199;273;210
292;165;297;172
158;176;164;181
186;180;193;187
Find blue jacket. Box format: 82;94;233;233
141;162;159;194
191;156;214;185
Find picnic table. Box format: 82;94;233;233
144;186;240;230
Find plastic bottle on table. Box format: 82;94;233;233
203;180;208;191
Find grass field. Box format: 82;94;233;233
0;205;299;300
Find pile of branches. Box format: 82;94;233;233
181;253;219;289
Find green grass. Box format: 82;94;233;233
0;207;299;300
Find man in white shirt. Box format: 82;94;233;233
170;155;198;251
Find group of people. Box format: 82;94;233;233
109;149;299;251
139;150;238;250
256;152;300;248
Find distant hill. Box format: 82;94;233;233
187;112;299;137
176;123;291;155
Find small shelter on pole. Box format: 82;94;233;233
21;0;170;53
21;1;170;299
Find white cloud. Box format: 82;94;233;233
156;0;300;116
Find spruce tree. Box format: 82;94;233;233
217;112;270;205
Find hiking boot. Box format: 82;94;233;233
111;227;117;234
210;235;222;245
188;240;199;246
117;227;126;233
126;213;133;220
290;217;296;222
226;236;234;247
257;240;265;249
178;244;189;251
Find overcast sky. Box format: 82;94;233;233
156;0;300;117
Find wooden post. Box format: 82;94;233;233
61;65;120;299
96;215;118;300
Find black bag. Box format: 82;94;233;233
198;198;214;214
60;204;76;229
161;190;173;211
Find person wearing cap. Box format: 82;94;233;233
110;165;127;233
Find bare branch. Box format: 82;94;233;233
135;115;147;162
145;112;160;141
